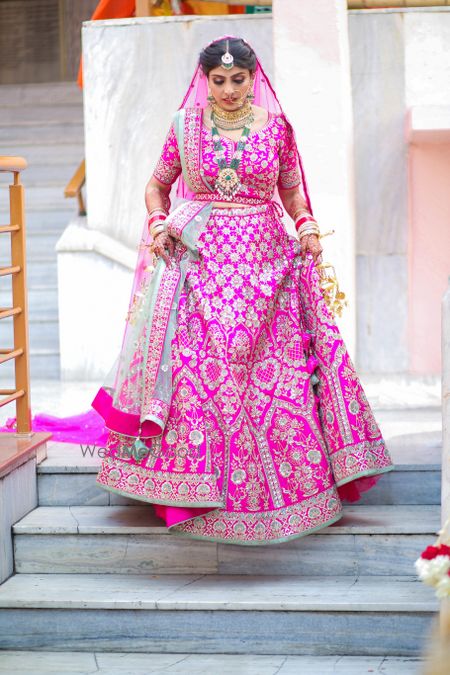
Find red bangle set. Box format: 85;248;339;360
148;214;166;227
294;215;314;231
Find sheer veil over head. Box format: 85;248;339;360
86;33;318;447
173;34;314;216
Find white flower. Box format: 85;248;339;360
436;575;450;599
415;555;450;586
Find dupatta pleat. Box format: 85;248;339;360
91;200;213;448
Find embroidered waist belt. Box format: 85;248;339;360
193;193;272;206
192;195;285;218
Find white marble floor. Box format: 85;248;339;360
0;652;426;675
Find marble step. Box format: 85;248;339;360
0;142;83;167
0;183;77;209
2;252;57;292
25;260;57;287
0;259;58;289
0;105;83;125
30;354;60;381
0;286;58;321
16;162;83;184
36;441;441;507
0;351;60;383
12;504;439;577
0;122;84;144
0;82;83;106
2;318;59;351
0;651;424;674
0;230;63;264
0;574;437;655
0;207;78;232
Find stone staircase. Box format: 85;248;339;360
0;82;84;380
0;425;440;668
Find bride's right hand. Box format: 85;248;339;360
151;230;175;266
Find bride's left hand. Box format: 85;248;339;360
300;233;323;264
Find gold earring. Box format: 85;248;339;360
247;79;255;102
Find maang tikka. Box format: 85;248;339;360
221;40;234;70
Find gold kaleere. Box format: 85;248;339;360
315;229;348;318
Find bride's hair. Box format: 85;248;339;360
199;37;257;76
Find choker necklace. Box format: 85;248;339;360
211;99;254;130
210;110;253;200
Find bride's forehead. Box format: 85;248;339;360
208;67;249;78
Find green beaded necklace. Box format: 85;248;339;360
210;110;254;200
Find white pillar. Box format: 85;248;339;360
273;0;356;355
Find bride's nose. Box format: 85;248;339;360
223;82;234;96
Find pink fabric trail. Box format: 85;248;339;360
0;408;109;446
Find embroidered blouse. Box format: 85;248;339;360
152;108;307;207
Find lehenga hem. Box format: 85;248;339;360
335;464;394;487
94;479;225;508
167;510;345;546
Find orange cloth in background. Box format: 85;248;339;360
77;0;246;88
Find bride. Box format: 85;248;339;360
91;35;393;545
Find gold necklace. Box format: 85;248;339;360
211;100;254;130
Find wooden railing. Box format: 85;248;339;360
0;156;32;436
64;158;86;216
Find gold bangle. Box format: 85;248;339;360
298;225;320;237
300;227;320;234
292;208;311;222
147;207;167;218
297;220;319;230
150;223;166;237
296;218;319;232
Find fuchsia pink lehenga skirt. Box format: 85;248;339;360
92;201;393;545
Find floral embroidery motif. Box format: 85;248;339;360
142;259;181;420
97;451;223;506
153;123;182;185
170;486;342;544
152;108;304;205
96;203;393;545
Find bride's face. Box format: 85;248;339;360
207;65;253;111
